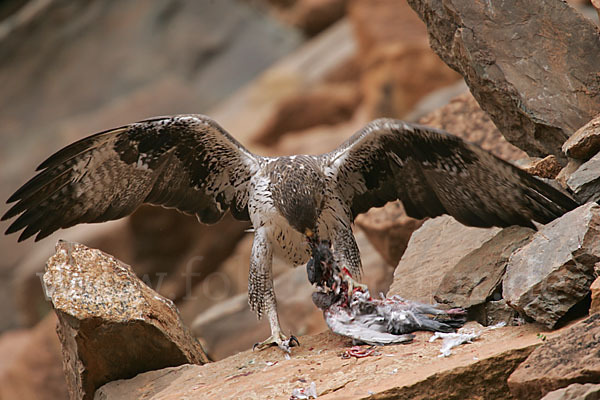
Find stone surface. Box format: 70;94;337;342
504;203;600;328
591;276;600;316
355;201;424;267
96;322;544;399
435;226;535;309
267;0;348;36
508;314;600;400
0;314;67;400
563;113;600;160
567;151;600;203
522;155;564;179
469;299;520;327
190;229;394;360
388;216;501;304
43;241;208;400
407;0;600;158
541;383;600;400
417;91;527;162
349;0;460;119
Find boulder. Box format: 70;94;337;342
468;299;521;327
566;151;600;203
562;113;600;160
541;383;600;400
43;241;208;400
0;314;66;400
435;226;535;309
407;0;600;158
522;155;563;179
388;215;501;304
508;314;600;400
355;201;425;267
504;203;600;328
591;276;600;316
349;0;460;119
97;322;542;399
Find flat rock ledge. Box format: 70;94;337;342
96;322;547;399
43;241;209;400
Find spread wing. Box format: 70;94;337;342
322;118;578;228
3;114;260;241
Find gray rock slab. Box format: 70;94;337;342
567;151;600;203
435;226;535;308
508;314;600;400
44;241;208;400
504;203;600;328
541;383;600;400
388;215;501;304
407;0;600;158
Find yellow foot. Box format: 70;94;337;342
253;332;300;353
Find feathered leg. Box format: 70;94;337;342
248;228;299;352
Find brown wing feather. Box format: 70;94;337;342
323;118;578;228
3;115;259;241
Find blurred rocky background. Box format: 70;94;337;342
1;0;600;399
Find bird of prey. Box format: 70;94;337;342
2;114;578;351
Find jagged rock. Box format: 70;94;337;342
562;114;600;160
508;314;600;399
591;276;600;315
388;216;501;304
522;155;563;179
417;91;527;162
355;201;424;267
567;151;600;203
407;0;600;158
0;314;66;400
556;158;584;189
469;299;520;327
348;0;460;119
541;383;600;400
43;241;208;400
435;226;535;309
504;203;600;328
97;322;542;399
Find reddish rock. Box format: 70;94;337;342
388;216;501;304
504;203;600;328
522;155;563;179
96;322;543;399
407;0;600;158
43;241;208;400
541;383;600;400
591;276;600;316
355;201;424;267
0;314;66;400
562;113;600;160
508;314;600;400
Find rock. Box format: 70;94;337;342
556;158;584;189
43;241;208;400
591;276;600;315
563;113;600;160
469;299;521;327
96;322;542;399
504;203;600;328
567;151;600;203
541;383;600;400
355;201;425;267
269;0;348;36
522;155;563;179
435;226;535;309
417;91;527;162
508;314;600;399
407;0;600;158
0;314;67;400
349;0;460;119
253;83;361;146
388;215;501;304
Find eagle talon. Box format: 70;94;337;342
253;332;299;353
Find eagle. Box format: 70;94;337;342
2;114;578;351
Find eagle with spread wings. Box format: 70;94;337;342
2;115;578;351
